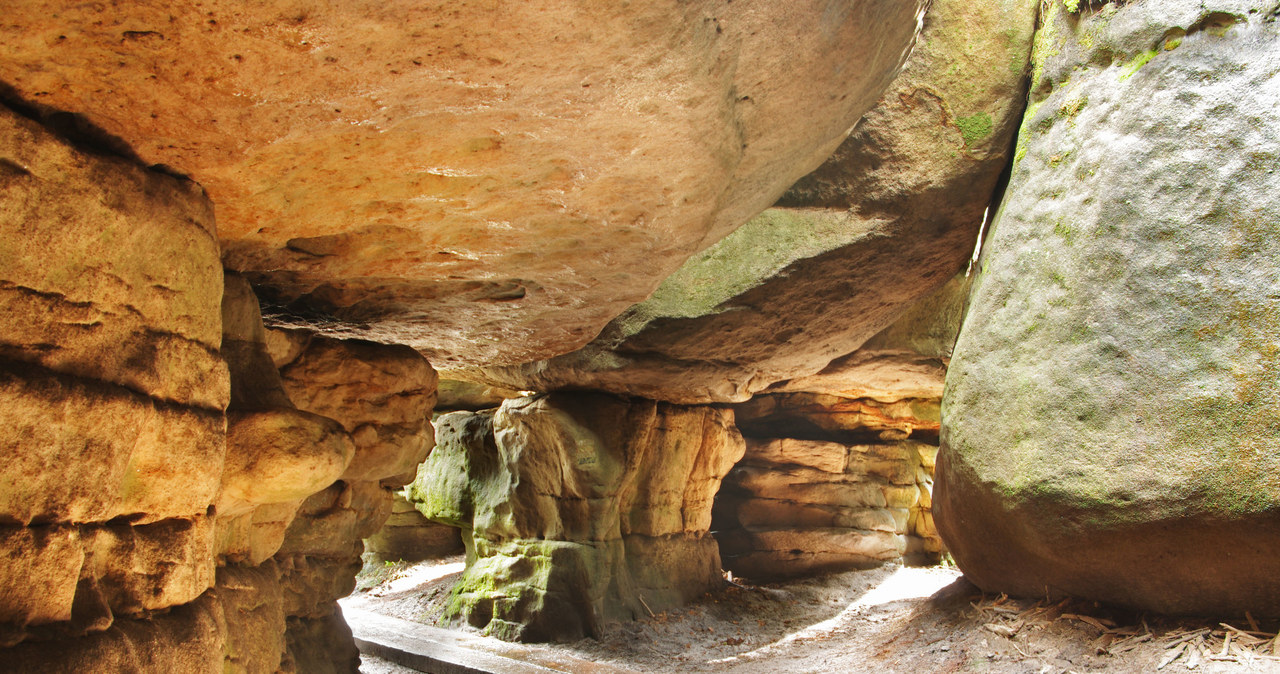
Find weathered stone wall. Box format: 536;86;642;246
0;112;438;669
271;336;438;671
363;492;463;565
407;393;745;642
0;103;228;656
714;393;944;579
936;0;1280;616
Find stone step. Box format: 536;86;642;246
342;606;636;674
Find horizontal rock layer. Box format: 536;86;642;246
0;105;228;649
715;394;944;579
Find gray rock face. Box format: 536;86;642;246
936;0;1280;615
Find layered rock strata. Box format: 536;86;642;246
0;0;926;366
0;121;438;669
271;336;438;670
363;492;464;565
936;0;1280;616
407;393;745;642
714;393;944;579
0;103;227;650
217;275;354;567
468;0;1035;403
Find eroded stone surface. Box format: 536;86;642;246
407;393;744;641
0;366;224;526
714;395;944;579
436;379;522;413
0;1;925;366
280;607;361;674
0;106;227;410
363;492;463;564
734;393;941;443
0;105;230;650
217;562;287;674
936;0;1280;616
281;338;437;483
767;273;969;401
0;517;217;647
4;592;227;674
217;274;355;567
262;338;436;671
467;0;1034;403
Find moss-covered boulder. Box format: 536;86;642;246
936;0;1280;616
406;393;744;641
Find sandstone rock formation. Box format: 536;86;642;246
280;337;438;484
766;273;968;401
715;395;943;579
0;103;226;649
936;0;1280;616
217;275;355;566
467;0;1035;403
407;393;745;641
0;0;925;367
363;492;463;565
436;379;523;413
270;337;438;668
0;124;438;667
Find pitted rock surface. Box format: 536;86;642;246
936;0;1280;616
407;393;744;642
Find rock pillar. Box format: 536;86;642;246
407;392;744;642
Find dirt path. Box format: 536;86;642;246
346;557;1280;673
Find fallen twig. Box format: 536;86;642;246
1157;642;1186;670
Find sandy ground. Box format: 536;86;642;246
348;556;1280;673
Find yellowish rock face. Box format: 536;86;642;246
0;0;923;366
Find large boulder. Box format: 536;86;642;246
0;0;925;367
467;0;1036;403
407;393;744;641
936;0;1280;616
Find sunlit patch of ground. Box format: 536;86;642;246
347;556;1280;674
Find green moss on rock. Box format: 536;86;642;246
956;112;995;148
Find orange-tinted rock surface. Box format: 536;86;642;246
465;0;1035;402
0;104;225;648
715;393;944;579
0;0;925;366
271;338;437;668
